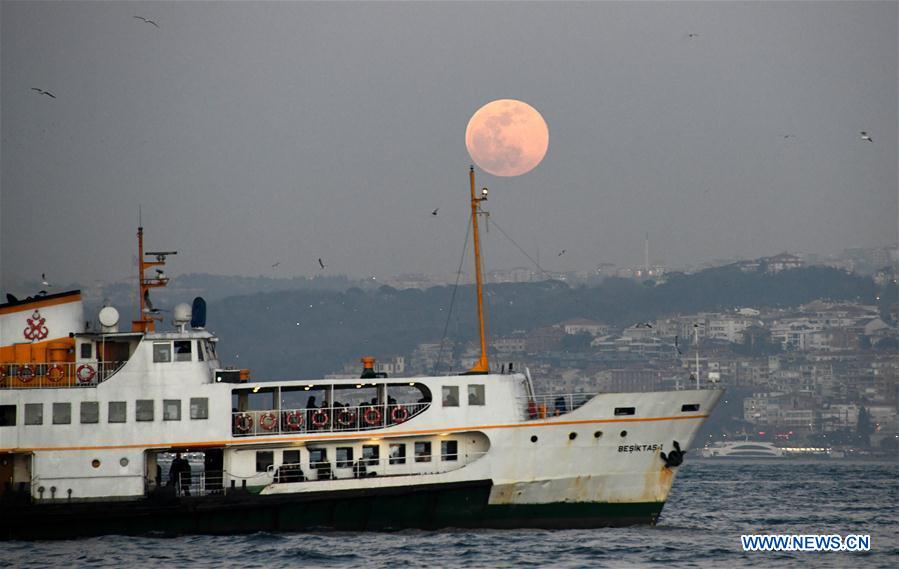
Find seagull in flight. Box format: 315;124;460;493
782;134;796;139
41;273;52;287
860;131;873;143
271;262;281;268
318;258;326;270
431;208;439;216
558;249;566;257
31;88;56;99
133;16;160;28
687;33;700;39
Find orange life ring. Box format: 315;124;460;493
390;405;410;424
336;409;356;428
47;364;66;383
363;407;383;427
76;364;96;383
233;413;253;434
17;365;36;383
311;409;329;429
284;410;304;431
259;412;278;431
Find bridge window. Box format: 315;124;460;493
136;399;154;422
415;441;432;463
153;342;172;363
336;447;354;468
389;443;406;465
174;341;192;362
256;451;274;473
468;385;485;406
197;341;204;361
52;402;71;425
442;386;459;407
25;403;43;425
190;398;208;419
80;401;99;424
0;405;16;427
614;407;636;416
80;343;93;359
163;399;181;421
441;440;458;461
108;401;127;423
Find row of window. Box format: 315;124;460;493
255;440;458;472
441;384;485;407
2;398;210;426
152;340;214;363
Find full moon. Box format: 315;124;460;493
465;99;549;177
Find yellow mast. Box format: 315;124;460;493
467;166;490;374
131;225;175;333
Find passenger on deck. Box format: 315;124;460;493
554;396;568;416
169;453;192;496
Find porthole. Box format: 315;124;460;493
594;431;603;438
620;430;627;438
91;459;101;468
530;435;538;443
119;457;129;467
568;432;577;440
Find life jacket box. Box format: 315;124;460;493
214;369;244;383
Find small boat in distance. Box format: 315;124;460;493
701;440;784;458
0;169;723;539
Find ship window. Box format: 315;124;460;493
681;403;701;412
197;341;204;361
468;384;485;406
0;405;16;427
614;407;636;416
108;401;127;423
363;445;380;466
25;403;43;425
309;448;327;468
441;440;458;461
163;399;181;421
442;386;459;407
389;443;406;465
256;451;274;473
283;450;301;465
174;341;192;362
336;447;354;468
136;399;154;422
153;342;172;363
190;398;208;420
414;441;432;463
80;401;99;424
52;402;71;425
80;343;93;359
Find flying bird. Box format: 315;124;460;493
558;249;566;256
41;273;52;287
271;262;280;268
860;131;873;143
318;258;326;270
782;134;796;139
687;33;699;39
431;208;439;216
133;16;160;28
31;88;56;99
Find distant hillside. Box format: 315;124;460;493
205;266;877;380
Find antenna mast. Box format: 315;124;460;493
467;166;490;374
131;223;176;333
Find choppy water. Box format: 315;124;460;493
4;460;897;568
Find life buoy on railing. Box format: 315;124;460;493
17;365;36;383
259;412;278;431
390;405;410;424
363;407;383;427
284;410;304;431
311;409;329;429
233;413;253;434
76;364;96;384
47;364;65;383
336;409;356;428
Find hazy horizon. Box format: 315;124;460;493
2;1;896;291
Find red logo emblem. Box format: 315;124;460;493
24;310;49;341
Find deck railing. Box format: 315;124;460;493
0;361;123;390
231;402;430;437
519;393;595;420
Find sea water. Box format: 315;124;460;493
4;460;897;568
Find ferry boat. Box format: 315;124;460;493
0;170;723;539
700;440;784;458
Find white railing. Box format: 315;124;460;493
519;393;596;420
270;451;487;483
231;402;430;437
0;361;124;390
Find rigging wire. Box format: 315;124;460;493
488;215;551;277
433;218;471;375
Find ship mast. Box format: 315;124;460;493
131;225;176;333
467;166;490;374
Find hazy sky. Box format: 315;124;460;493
2;1;896;290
